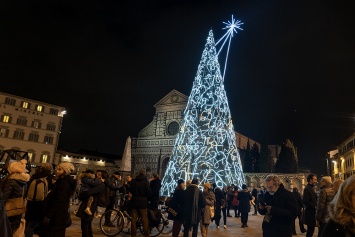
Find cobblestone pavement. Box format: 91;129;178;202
44;205;317;237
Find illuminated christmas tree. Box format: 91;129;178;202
161;17;245;195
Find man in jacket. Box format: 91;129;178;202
258;174;297;237
130;169;152;237
303;174;318;237
182;178;206;237
104;171;121;226
237;184;252;228
149;173;161;209
292;187;307;235
251;186;258;215
171;179;185;237
315;176;335;237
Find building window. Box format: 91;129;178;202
28;133;39;142
4;97;16;106
46;123;56;131
27;152;35;162
1;115;11;123
16;117;27;126
21;101;30;109
0;127;9;137
31;120;42;129
49;108;59;115
167;121;180;135
44;136;54;144
13;130;25;140
41;154;49;163
36;105;44;112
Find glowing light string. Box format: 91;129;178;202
216;15;243;80
160;16;245;196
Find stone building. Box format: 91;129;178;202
0;92;66;166
327;132;355;180
55;149;121;176
131;89;307;193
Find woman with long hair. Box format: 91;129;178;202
321;174;355;237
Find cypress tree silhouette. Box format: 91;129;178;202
160;30;245;195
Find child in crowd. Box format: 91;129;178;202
79;170;102;215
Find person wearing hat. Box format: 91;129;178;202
24;163;54;237
1;159;30;234
40;162;76;237
316;176;335;237
171;179;185;237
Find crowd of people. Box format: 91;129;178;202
1;159;355;237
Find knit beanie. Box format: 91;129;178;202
177;179;185;185
58;162;74;175
8;159;27;174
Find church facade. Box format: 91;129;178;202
131;90;307;193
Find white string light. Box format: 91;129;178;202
160;16;245;196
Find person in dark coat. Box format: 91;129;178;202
258;175;298;237
213;183;226;229
225;186;233;217
237;184;252;228
321;174;355;237
251;186;258;215
25;163;54;237
76;170;108;237
292;187;307;235
182;178;206;237
303;174;318;237
171;179;185;237
130;169;152;237
104;171;121;225
40;162;76;237
1;159;30;234
149;173;162;209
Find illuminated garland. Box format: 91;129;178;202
161;17;245;196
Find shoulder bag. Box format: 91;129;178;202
5;188;26;217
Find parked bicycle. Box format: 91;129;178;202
158;197;173;235
100;194;169;237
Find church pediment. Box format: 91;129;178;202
154;89;188;108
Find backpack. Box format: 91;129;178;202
26;177;48;201
97;186;110;208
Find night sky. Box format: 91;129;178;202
1;0;355;175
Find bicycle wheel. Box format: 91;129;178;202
139;212;165;237
160;210;172;235
100;209;124;236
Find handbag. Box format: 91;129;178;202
210;206;215;219
13;218;26;237
5;188;26;217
